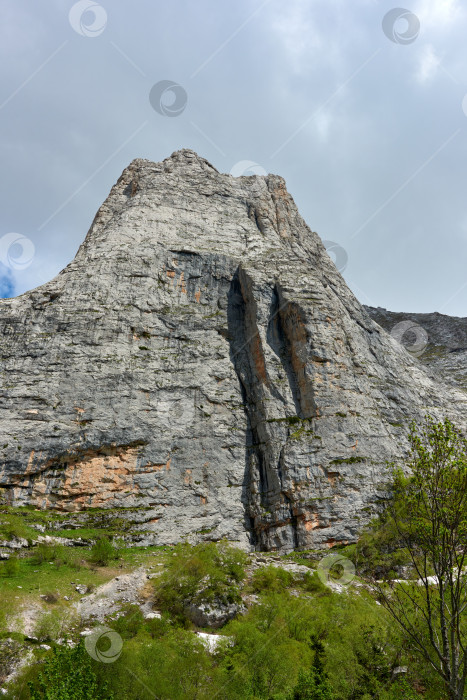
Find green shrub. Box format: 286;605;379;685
154;540;247;623
300;570;331;596
90;537;119;566
251;565;294;592
219;588;425;699
34;608;77;642
144;615;172;639
112;603;145;640
2;555;20;578
31;544;56;565
30;543;81;569
28;641;113;699
92;583;428;700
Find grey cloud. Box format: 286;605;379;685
1;0;467;314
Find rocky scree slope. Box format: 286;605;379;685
1;149;466;552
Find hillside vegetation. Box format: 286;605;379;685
1;417;466;699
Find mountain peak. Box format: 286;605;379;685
1;152;466;552
122;149;220;180
165;148;220;172
76;150;306;265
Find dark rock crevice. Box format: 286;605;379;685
267;284;317;420
227;269;309;550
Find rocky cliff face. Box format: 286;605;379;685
365;306;467;389
1;149;466;551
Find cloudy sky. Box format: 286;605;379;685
1;0;467;315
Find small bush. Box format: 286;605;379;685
35;610;62;642
27;641;112;700
31;543;80;568
31;543;56;565
251;565;294;593
113;604;146;640
154;540;247;623
2;555;20;578
301;570;331;596
144;615;171;639
34;608;77;642
52;545;78;568
90;536;119;566
42;592;59;604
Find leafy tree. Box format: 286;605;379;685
28;642;113;699
376;416;467;700
288;635;334;699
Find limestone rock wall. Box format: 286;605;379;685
1;150;466;551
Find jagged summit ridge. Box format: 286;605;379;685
76;147;314;264
1;151;466;551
